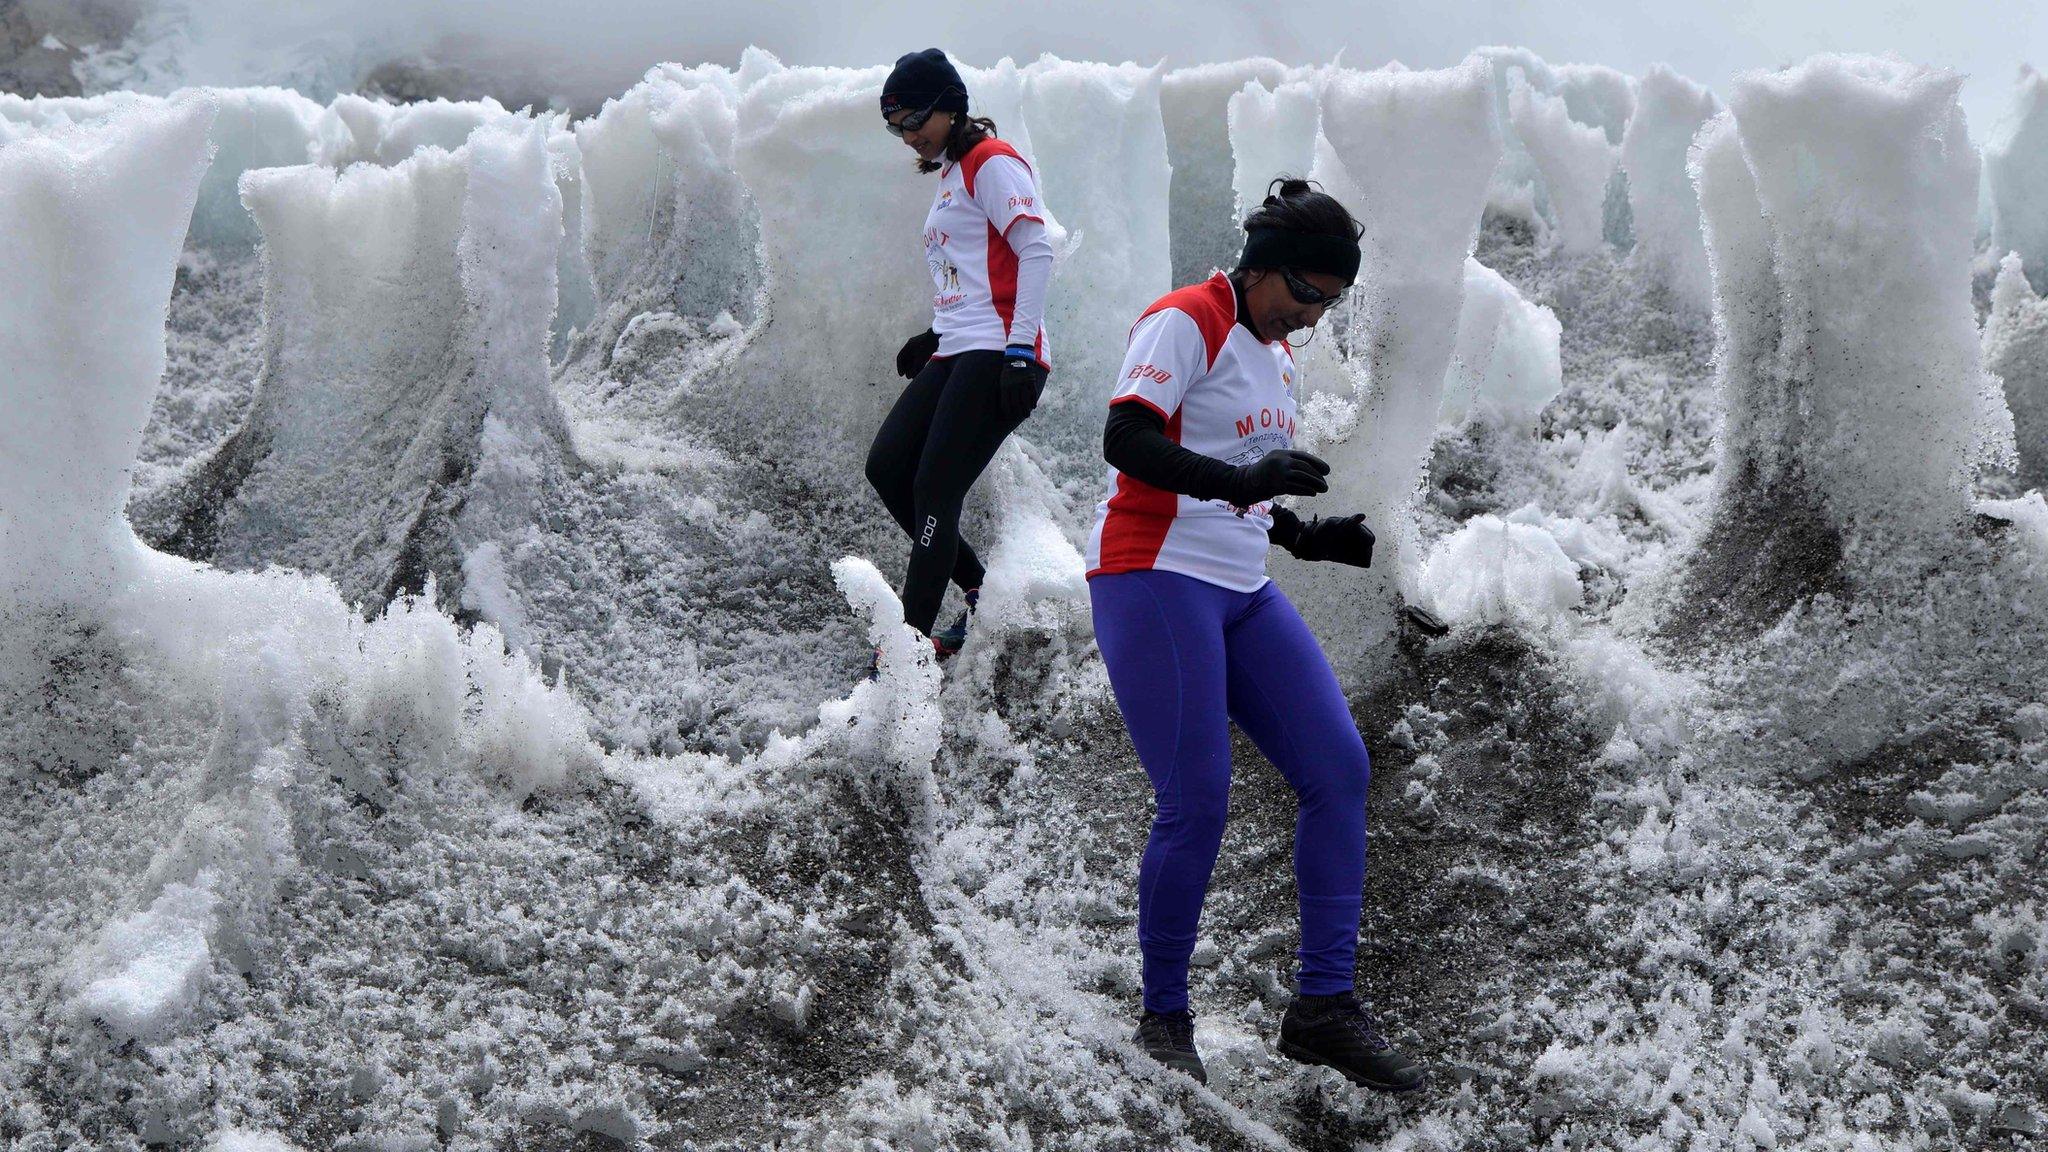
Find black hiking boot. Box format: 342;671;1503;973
1277;992;1426;1093
932;586;979;655
1132;1009;1207;1085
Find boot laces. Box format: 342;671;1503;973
1143;1010;1197;1052
1334;1001;1391;1053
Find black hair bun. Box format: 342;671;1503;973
1242;175;1364;244
1268;177;1316;204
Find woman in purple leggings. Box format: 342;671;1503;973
1084;178;1425;1094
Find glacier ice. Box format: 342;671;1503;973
1700;56;2011;556
1161;59;1294;284
1508;70;1616;255
140;118;572;612
8;38;2048;1152
1986;65;2048;291
576;73;756;329
1439;257;1563;433
1473;47;1632;246
1657;56;2023;651
1621;65;1718;312
1018;58;1171;430
2;93;595;1066
0;90;216;644
1985;250;2048;486
1292;55;1503;620
1420;513;1583;627
1226;76;1321;242
1652;57;2048;783
184;86;329;251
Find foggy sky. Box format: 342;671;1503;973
161;0;2047;135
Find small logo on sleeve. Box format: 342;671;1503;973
1127;364;1173;385
1008;195;1035;209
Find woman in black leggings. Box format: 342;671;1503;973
866;48;1053;661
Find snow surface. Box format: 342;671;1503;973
1419;514;1583;627
5;38;2048;1152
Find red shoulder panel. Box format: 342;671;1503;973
1133;273;1236;371
959;137;1029;197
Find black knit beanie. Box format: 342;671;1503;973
881;49;970;117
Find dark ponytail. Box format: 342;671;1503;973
917;113;1000;174
1242;177;1363;243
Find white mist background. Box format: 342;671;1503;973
120;0;2047;134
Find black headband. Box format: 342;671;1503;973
1237;227;1362;284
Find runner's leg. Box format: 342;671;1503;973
900;350;1018;634
1091;568;1238;1014
865;354;991;610
1223;581;1371;997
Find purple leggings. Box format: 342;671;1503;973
1090;568;1371;1014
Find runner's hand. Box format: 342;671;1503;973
896;329;940;378
1001;347;1047;423
1230;449;1329;504
1289;513;1374;567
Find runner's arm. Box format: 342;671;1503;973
1003;216;1053;357
1102;399;1241;503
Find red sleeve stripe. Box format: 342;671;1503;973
1093;405;1182;575
987;220;1018;337
969;140;1037;346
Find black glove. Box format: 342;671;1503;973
1000;347;1048;424
1228;449;1329;505
1289;512;1375;567
896;328;940;379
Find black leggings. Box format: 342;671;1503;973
864;350;1023;636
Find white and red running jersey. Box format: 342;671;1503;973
1085;273;1300;592
924;137;1049;363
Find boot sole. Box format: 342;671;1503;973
1277;1039;1426;1094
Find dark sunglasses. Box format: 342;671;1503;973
1277;266;1348;307
883;92;952;138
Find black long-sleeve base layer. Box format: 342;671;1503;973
1102;400;1303;549
865;350;1025;636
